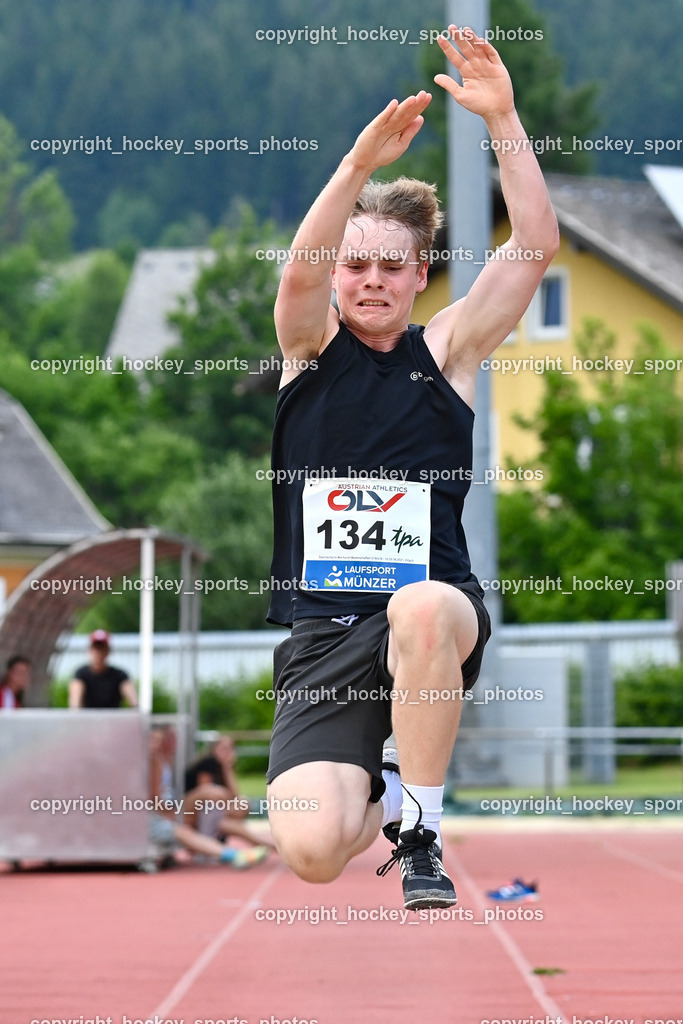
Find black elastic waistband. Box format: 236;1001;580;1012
291;614;377;635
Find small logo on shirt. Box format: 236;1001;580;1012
324;566;344;588
410;371;434;382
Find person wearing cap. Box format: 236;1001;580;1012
68;630;138;709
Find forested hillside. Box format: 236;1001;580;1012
0;0;599;247
536;0;683;176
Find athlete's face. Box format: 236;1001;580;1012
331;217;428;345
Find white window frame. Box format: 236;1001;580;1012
526;267;569;341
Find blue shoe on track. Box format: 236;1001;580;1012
486;878;538;902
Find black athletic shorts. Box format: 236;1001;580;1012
266;589;491;801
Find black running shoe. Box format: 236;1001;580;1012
377;823;457;911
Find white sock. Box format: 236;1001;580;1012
400;784;444;847
380;769;403;828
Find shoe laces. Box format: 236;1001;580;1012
377;785;440;878
376;828;439;879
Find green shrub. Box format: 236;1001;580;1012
152;685;177;714
616;662;683;761
616;662;683;727
49;679;69;707
198;670;274;732
198;670;274;773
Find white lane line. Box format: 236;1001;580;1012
150;862;285;1018
443;845;568;1024
597;837;683;884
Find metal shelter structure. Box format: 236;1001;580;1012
0;526;206;729
0;528;209;866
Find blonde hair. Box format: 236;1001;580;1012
352;177;442;258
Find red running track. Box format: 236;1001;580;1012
2;823;682;1024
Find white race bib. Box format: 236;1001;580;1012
301;478;431;593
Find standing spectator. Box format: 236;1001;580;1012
69;630;138;709
0;655;31;709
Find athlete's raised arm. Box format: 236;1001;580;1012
274;92;431;368
425;27;559;399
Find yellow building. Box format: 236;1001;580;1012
412;169;683;470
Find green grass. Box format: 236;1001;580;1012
454;761;683;803
237;772;270;799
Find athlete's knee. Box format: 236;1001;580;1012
274;831;346;883
268;798;357;883
387;580;457;638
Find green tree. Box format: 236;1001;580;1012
0;115;29;245
0;122;47;347
536;0;683;177
76;449;276;636
150;206;281;461
0;335;200;526
158;451;275;631
0;116;74;257
20;169;74;259
0;244;41;346
497;320;683;622
28;250;130;359
96;188;161;250
69;250;129;352
0;115;78;353
390;0;599;194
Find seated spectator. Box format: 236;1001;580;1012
184;735;276;850
69;630;137;709
149;726;269;869
0;655;31;709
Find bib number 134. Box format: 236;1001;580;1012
302;478;431;592
317;519;386;550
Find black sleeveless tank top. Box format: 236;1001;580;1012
267;322;482;625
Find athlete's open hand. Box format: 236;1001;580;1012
434;25;514;121
350;91;432;171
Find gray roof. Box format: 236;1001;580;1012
0;389;110;545
107;247;214;361
543;169;683;313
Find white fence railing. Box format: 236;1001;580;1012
52;619;679;690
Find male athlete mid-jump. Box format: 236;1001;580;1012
264;26;559;909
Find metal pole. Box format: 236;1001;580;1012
666;560;683;660
445;0;502;787
189;564;202;756
175;544;192;797
582;640;615;783
139;534;155;715
544;734;555;798
447;0;498;625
